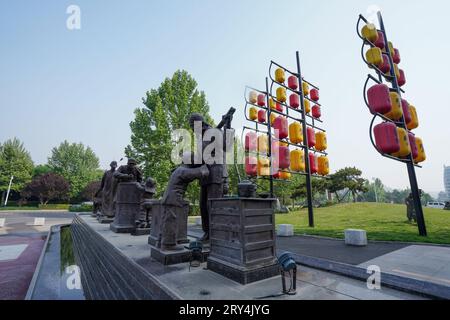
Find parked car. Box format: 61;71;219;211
426;202;446;209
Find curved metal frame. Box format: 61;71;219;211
357;12;427;236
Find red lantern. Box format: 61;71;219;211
258;110;266;123
367;84;392;115
373;122;400;154
289;94;300;108
245;157;257;176
257;94;266;107
310;89;320;102
288;76;299;90
273;117;288;140
309;153;318;174
307;127;316;148
312;105;321;119
245;132;257;152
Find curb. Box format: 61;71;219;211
289;233;450;248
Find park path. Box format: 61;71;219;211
0;212;74;300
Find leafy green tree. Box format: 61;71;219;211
328;167;368;203
0;138;34;202
290;176;330;206
125;70;214;196
48;141;101;198
33;164;53;177
363;178;387;203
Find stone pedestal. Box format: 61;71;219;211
148;201;190;246
97;216;114;224
345;229;368;247
132;228;151;236
207;198;280;284
110;182;141;234
277;224;294;237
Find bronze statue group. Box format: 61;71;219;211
93;111;234;251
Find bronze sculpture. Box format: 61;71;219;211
158;154;209;251
113;158;143;183
136;177;157;230
189;109;235;242
110;158;144;233
97;161;118;219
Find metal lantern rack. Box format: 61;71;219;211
243;51;329;228
357;12;427;236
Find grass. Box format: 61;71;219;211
0;206;40;211
276;202;450;245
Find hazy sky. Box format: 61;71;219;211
1;0;449;193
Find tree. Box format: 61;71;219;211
125;70;214;196
328;167;368;203
290;176;330;206
21;173;70;205
0;138;34;202
48;141;101;198
80;180;102;201
33;164;53;177
363;178;387;203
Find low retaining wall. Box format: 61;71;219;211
71;214;179;300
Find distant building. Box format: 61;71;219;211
444;166;450;201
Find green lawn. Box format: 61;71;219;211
276;202;450;245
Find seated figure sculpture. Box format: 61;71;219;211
159;153;209;251
136;177;157;229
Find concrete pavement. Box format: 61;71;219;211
0;211;74;300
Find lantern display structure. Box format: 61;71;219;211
357;12;427;236
243;51;329;228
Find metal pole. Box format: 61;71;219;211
378;12;427;236
265;77;274;198
4;176;13;207
296;51;314;227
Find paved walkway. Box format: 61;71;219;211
188;226;450;289
359;245;450;287
0;212;74;300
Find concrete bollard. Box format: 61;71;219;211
277;224;294;237
345;229;368;247
194;217;202;227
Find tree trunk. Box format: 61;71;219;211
1;191;5;206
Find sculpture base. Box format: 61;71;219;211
148;236;190;246
150;245;211;266
150;246;192;265
98;217;114;224
207;257;280;285
110;223;135;234
132;228;151;236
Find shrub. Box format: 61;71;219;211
69;204;93;212
38;204;70;210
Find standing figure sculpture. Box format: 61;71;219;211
113;158;143;184
97;161;118;220
110;158;144;233
406;190;423;223
189;109;235;242
159;154;209;251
